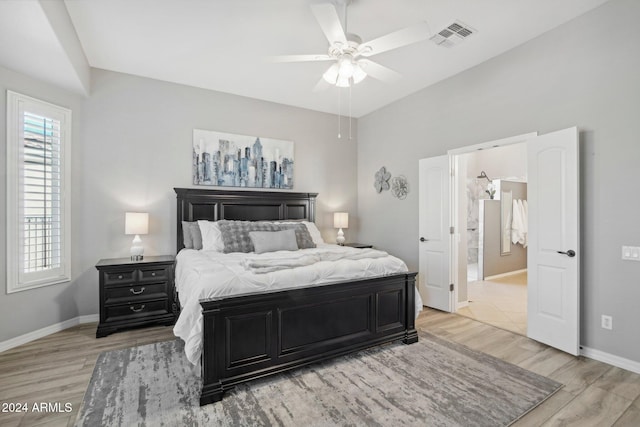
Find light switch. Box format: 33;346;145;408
622;246;640;261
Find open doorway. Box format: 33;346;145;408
454;143;529;335
419;127;580;354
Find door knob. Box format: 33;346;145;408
420;237;427;242
557;249;576;257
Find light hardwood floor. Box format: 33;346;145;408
458;271;528;335
1;309;639;426
0;323;174;427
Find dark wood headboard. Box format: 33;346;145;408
175;188;318;252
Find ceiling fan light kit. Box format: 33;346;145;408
274;0;431;89
323;55;367;87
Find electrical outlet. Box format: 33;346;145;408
601;315;613;330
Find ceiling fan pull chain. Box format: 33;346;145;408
338;86;342;139
349;85;352;140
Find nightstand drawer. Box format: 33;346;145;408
138;266;170;283
104;282;168;304
104;299;170;322
104;270;136;285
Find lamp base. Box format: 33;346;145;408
336;228;345;246
130;235;144;261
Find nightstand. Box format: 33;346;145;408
95;255;177;338
343;243;373;249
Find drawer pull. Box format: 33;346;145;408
117;275;123;280
129;287;145;295
151;272;156;277
130;304;146;313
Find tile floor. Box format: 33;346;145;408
457;270;528;335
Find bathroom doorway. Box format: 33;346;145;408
454;142;529;335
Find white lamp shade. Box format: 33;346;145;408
336;75;350;88
322;63;339;84
323;59;368;87
352;63;367;84
333;212;349;229
338;57;354;78
125;212;149;235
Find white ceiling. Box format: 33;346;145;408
1;0;611;117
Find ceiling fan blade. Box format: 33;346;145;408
270;54;333;63
358;22;430;57
359;59;402;83
310;3;347;45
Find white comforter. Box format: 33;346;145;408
173;244;423;364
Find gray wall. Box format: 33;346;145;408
0;65;85;341
75;69;358;319
0;67;358;342
357;0;640;362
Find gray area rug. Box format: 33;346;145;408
76;332;561;426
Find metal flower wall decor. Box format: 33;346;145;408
391;175;409;200
373;166;409;200
374;167;391;193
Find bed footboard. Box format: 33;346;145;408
199;272;418;405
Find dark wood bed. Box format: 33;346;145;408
174;187;418;405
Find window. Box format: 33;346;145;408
6;91;71;293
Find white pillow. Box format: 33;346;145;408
249;229;298;254
197;220;224;252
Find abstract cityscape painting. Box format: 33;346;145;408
193;129;294;189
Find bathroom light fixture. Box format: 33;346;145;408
333;212;349;245
125;212;149;261
477;171;492;183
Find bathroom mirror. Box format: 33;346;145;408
501;190;512;255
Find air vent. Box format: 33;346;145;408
430;21;476;47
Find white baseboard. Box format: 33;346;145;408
484;268;528;281
581;346;640;375
456;301;469;310
0;314;99;353
79;314;99;324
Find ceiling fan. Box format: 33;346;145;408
272;0;430;89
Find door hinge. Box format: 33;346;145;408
449;283;454;292
450;226;455;234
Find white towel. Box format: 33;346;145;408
511;199;530;247
511;199;523;245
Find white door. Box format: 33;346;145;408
527;127;580;355
418;156;452;312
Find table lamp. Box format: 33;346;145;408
125;212;149;260
333;212;349;245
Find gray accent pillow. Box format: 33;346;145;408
288;223;316;250
182;221;203;250
182;221;194;249
217;220;316;253
249;229;298;254
191;223;203;250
